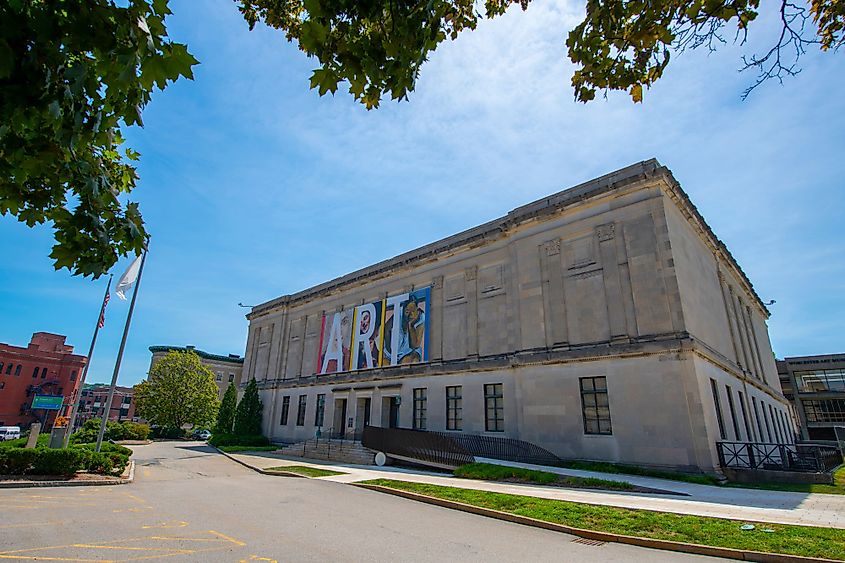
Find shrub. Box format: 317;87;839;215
122;422;150;440
0;448;85;476
208;433;269;448
70;420;147;444
150;426;185;439
233;378;263;436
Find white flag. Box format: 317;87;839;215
115;255;142;300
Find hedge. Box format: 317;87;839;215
70;420;150;444
0;443;131;476
208;433;269;448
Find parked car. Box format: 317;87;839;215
192;429;211;440
0;426;21;441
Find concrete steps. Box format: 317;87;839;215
278;438;376;465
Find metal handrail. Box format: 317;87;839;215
716;441;842;473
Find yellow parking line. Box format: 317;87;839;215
207;530;246;547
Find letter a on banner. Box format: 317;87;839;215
319;313;344;374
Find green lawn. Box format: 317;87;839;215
217;445;278;453
265;465;346;478
455;462;633;491
362;479;845;560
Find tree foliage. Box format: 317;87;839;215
0;0;197;277
215;383;238;434
135;351;220;433
238;0;843;105
233;378;263;436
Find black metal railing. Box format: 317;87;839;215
440;432;562;466
362;426;475;468
361;426;562;468
716;441;842;473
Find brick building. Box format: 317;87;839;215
75;384;139;428
0;332;87;428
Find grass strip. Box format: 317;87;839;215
561;460;720;486
266;465;346;477
455;462;633;490
218;445;279;453
363;479;845;560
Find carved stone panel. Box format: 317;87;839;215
564;269;610;345
301;314;321;376
284;317;305;379
445;275;466;303
479;264;505;297
565;235;597;270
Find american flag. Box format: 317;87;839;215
98;292;111;328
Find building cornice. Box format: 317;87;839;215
148;346;244;364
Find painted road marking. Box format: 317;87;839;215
0;530;248;562
141;521;189;529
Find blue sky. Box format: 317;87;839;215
1;0;843;386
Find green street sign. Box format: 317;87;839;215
31;395;63;410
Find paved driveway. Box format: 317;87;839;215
0;441;723;562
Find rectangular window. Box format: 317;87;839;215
581;377;612;435
216;372;222;381
32;366;39;378
4;363;10;375
40;367;47;379
280;396;290;425
795;369;845;393
725;385;741;440
296;395;307;426
484;383;504;432
314;394;326;427
413;388;427;430
762;401;773;442
0;362;3;373
738;391;753;441
229;373;235;383
446;386;462;431
802;399;845;423
14;365;20;376
752;396;765;442
709;379;727;440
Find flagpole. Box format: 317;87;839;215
63;275;113;448
96;248;148;453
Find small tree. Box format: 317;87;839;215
215;383;237;434
233;378;263;436
135;351;220;434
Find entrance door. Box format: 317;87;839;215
363;398;372;428
333;398;347;438
389;397;400;428
355;397;372;434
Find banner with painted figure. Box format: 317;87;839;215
380;287;430;367
350;300;384;370
316;287;430;375
317;309;354;374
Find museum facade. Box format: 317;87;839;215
243;159;794;473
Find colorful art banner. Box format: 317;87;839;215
316;287;430;375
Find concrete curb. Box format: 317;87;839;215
0;460;135;489
213;447;306;478
353;483;838;563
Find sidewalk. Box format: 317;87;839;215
225;450;845;529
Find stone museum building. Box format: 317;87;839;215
243;159;794;473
